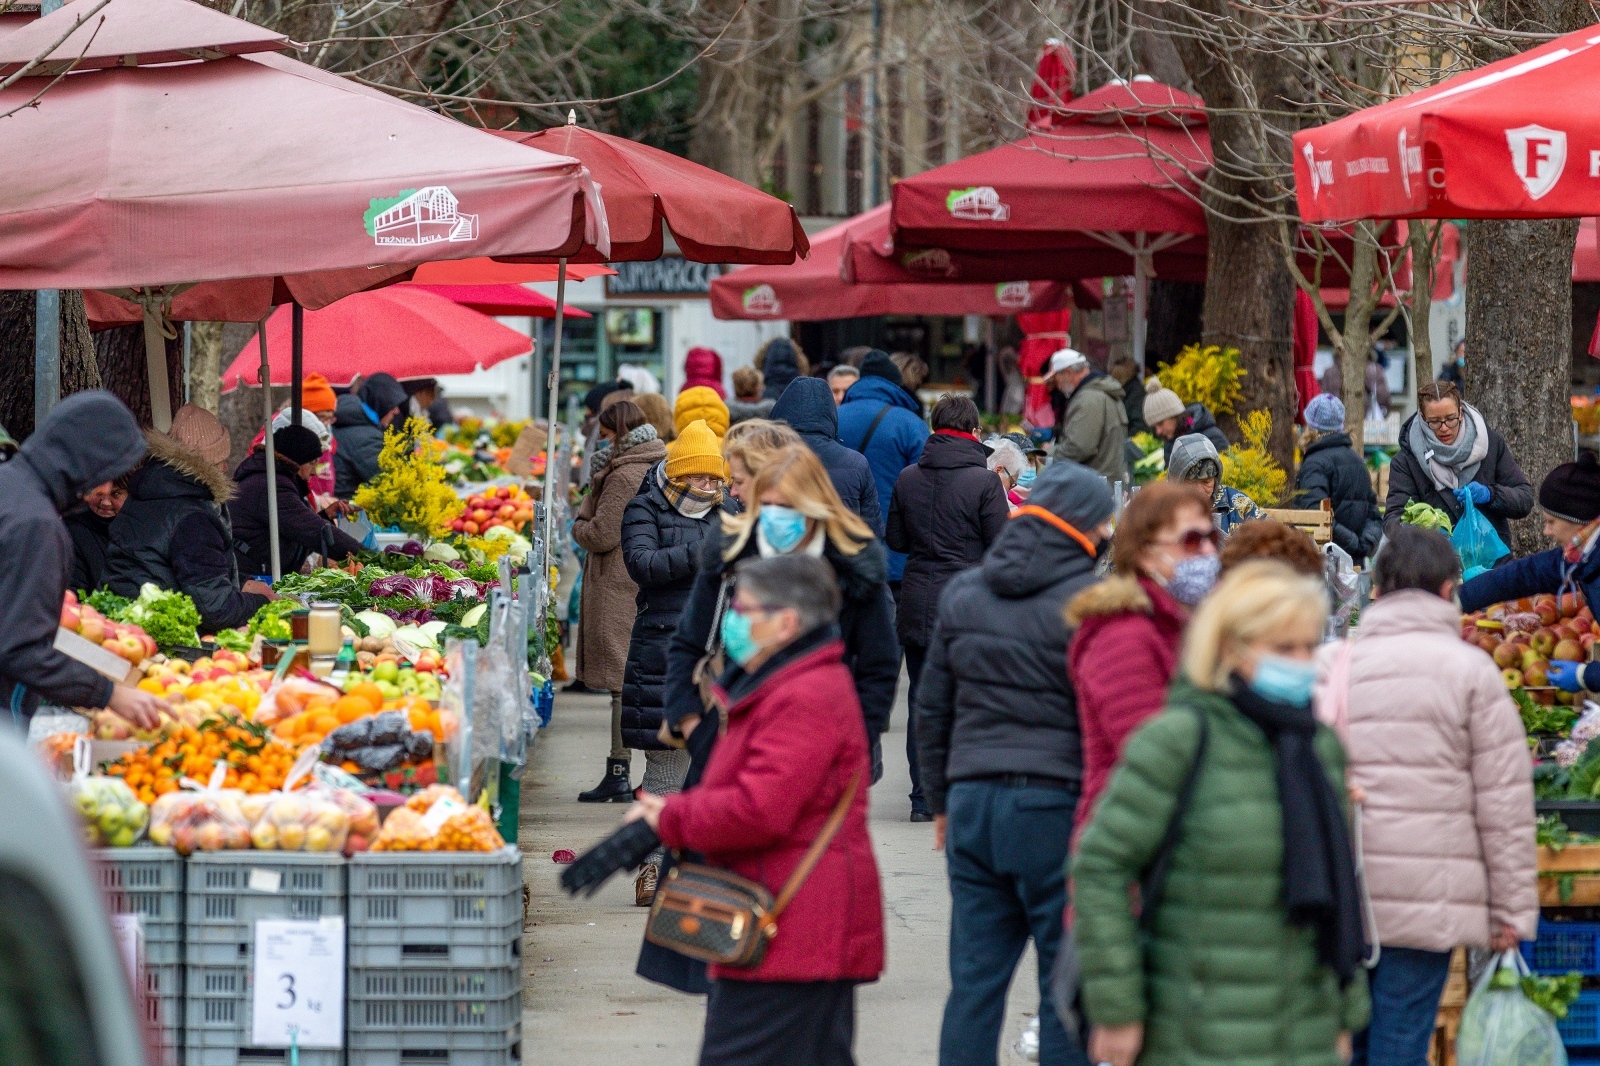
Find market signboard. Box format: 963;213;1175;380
607;257;724;296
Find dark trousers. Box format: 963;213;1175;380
700;978;857;1066
1351;947;1453;1066
905;641;928;811
940;780;1086;1066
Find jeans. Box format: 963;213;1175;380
940;780;1087;1066
905;642;928;811
1351;946;1453;1066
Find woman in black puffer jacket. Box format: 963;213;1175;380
619;419;730;906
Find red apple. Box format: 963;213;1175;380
78;614;105;644
1554;639;1585;662
1532;629;1558;656
1493;642;1522;669
463;521;480;535
61;603;81;631
497;505;516;520
63;590;78;608
1524;661;1550;687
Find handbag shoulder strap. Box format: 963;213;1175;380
704;576;731;655
1138;705;1208;930
854;404;892;455
765;771;861;925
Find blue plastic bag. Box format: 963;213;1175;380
1453;496;1511;579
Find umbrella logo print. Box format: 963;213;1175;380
742;285;782;316
1505;125;1567;200
1302;143;1334;196
946;186;1011;221
901;248;958;277
365;186;480;245
995;281;1033;309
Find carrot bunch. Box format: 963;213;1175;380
105;719;294;803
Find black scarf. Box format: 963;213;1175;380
1229;677;1365;985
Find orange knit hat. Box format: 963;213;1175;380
300;373;338;414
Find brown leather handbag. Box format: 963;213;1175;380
644;773;860;967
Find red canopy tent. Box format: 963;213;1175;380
0;0;286;74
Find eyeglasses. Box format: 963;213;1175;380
730;602;781;618
1423;414;1462;431
1156;528;1221;552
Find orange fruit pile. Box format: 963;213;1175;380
105;721;294;803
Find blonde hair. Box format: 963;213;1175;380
722;419;801;478
722;444;873;559
732;365;764;399
1180;560;1328;691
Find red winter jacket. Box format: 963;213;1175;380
1064;574;1187;838
656;636;885;984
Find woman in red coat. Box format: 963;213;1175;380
1064;481;1218;837
627;553;884;1066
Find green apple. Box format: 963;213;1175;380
377;680;402;700
372;661;400;683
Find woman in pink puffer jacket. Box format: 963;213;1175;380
1317;525;1537;1066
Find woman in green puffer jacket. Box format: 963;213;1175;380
1072;560;1370;1066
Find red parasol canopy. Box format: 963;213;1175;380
1295;26;1600;221
411;258;614;284
402;283;592;318
489;123;809;265
0;0;287;75
710;213;1080;321
220;287;531;387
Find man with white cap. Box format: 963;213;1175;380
1047;347;1129;485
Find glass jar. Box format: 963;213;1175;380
307;601;342;657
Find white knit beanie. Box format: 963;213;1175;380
1143;377;1186;424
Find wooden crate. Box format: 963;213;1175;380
1263;498;1334;545
1536;843;1600;906
1428;948;1468;1066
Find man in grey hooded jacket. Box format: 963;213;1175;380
1047;348;1129;486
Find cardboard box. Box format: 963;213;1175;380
54;627;135;684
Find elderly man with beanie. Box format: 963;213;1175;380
233;424;367;577
1048;348;1129;486
1293;393;1383;565
1168;432;1267;535
0;392;165;729
1465;455;1600;661
771;376;882;532
917;460;1113;1066
680;346;726;399
838;349;930;583
108;404;274;633
1143;376;1229;464
673;385;730;441
332;372;409;498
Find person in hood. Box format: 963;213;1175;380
1383;380;1531;546
1167;432;1267;535
232;425;366;577
1143;377;1230;464
729;366;775;424
837;349;930;582
756;336;807;401
66;474;130;593
107;404;274;632
1293;394;1383;566
916;460;1114;1066
0;392;164;728
332;372;408;498
886;396;1007;822
1048;348;1129;485
680;346;726;399
770;377;882;533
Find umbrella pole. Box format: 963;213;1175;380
143;305;175;433
540;259;568;609
1132;237;1150;370
291;302;304;426
258;323;281;582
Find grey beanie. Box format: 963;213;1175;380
1168;433;1222;483
1143;376;1186;424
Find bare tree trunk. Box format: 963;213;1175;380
1407;221;1437;406
94;323;184;430
1466;219;1577;557
1337;229;1380;453
189;321;225;414
0;291;103;440
1130;0;1191;90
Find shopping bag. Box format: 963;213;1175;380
1453;496;1511;580
1456;949;1567;1066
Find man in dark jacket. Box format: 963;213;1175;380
886;396;1008;821
1293;394;1384;565
770;377;882;533
107;411;273;633
838;350;930;584
1048;348;1129;485
332;372;408;498
917;460;1112;1066
0;391;162;727
232;425;366;577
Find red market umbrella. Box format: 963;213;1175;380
220;287;532;387
402;284;593;318
0;0;287;74
410;258;615;284
1295;26;1600;221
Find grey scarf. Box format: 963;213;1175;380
1407;403;1487;491
612;422;658;457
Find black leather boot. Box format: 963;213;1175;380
577;757;634;803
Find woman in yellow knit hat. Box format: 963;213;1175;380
673;386;729;440
618;417;729;905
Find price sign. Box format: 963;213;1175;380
251;918;344;1048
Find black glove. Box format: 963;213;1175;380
559;819;662;898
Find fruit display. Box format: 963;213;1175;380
372;785;504;852
147;788;253;854
358;654;444;702
70;776;149;846
320;710;435;774
104;720;296;802
1462;591;1597;736
61;590;159;666
447;484;535;537
247;790;352;853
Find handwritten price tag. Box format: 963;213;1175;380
251;918;344;1048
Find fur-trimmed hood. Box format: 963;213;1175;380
1065;574;1151;626
139;429;235;504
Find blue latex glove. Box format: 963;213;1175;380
1455;482;1491;506
1548;660;1588;693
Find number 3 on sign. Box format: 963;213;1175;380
252;918;344;1049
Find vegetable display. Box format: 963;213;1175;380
120;582;203;648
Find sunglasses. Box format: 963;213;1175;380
1158;528;1222;552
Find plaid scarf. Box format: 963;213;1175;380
657;463;721;518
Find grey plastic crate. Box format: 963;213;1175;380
182;965;342;1066
347;850;521;967
182;1045;342;1066
346;1025;520;1066
94;846;184;966
348;963;521;1032
140;961;183;1066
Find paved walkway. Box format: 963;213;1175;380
517;680;1043;1064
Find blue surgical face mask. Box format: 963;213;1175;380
720;608;760;667
758;504;809;553
1249;654;1318;707
1016;468;1037;489
1167;554;1220;606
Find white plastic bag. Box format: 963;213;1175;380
1457;950;1567;1066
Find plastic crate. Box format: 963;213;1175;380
348;962;520;1032
1561;990;1600;1049
347;850;522;968
141;961;183;1066
346;1027;520;1066
182;965;343;1066
94;846;184;966
1523;920;1600;975
182;1046;343;1066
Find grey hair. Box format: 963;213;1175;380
827;365;861;382
735;555;841;632
985;437;1026;480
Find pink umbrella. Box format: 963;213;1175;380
402;284;593;319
